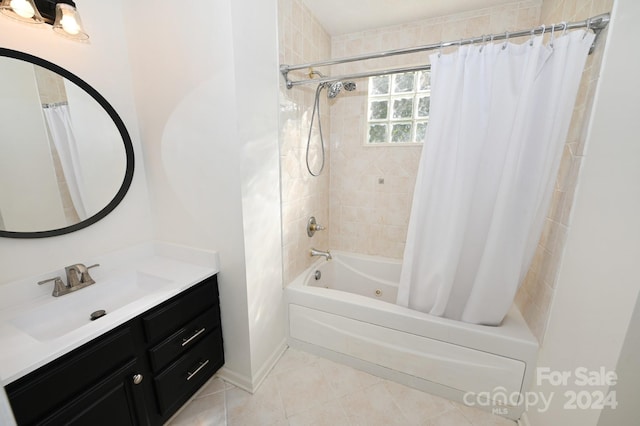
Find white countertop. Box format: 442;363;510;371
0;241;220;386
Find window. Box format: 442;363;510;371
366;71;431;144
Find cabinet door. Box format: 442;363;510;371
39;359;149;426
7;327;138;425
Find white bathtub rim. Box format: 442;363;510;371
289;253;536;337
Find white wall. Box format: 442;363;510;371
527;0;640;424
123;0;285;389
230;0;287;384
0;1;153;284
597;292;640;425
0;61;65;231
122;0;252;384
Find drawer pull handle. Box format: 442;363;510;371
182;327;206;347
186;359;210;381
132;373;143;385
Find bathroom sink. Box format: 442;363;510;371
10;271;173;342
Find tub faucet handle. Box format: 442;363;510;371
307;216;326;237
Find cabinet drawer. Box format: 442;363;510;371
143;275;218;343
153;328;224;414
7;326;136;426
148;307;220;372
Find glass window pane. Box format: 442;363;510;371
369;100;388;120
417;96;430;118
416;121;428;142
391;123;412;142
393;98;413;119
370;75;390;95
418;71;431;91
393;72;415;93
369;124;388;143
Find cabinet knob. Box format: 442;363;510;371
132;373;144;385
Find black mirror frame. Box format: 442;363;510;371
0;48;135;238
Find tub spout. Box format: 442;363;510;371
310;248;332;261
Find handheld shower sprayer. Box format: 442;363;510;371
305;69;357;176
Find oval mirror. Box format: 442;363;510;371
0;48;134;238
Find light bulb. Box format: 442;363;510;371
9;0;35;19
53;3;88;40
60;14;80;35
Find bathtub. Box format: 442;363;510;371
285;251;539;420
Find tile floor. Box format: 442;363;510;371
167;348;517;426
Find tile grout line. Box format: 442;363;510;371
222;380;228;426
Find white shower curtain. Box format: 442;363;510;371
397;31;595;325
43;104;88;220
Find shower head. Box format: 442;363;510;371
343;81;356;91
310;68;357;98
326;80;357;98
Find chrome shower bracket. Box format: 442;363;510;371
280;64;293;89
587;13;611;54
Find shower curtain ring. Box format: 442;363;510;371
561;21;568;36
550;24;556;48
480;34;487;52
502;31;509;50
529;28;535;46
438;41;444;57
583;18;591;39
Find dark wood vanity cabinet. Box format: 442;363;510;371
5;275;224;425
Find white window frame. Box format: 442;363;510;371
365;70;431;146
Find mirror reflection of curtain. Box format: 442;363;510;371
42;103;88;220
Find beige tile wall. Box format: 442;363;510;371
279;0;332;284
328;1;542;258
515;0;614;342
34;66;67;104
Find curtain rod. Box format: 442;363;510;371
280;13;610;89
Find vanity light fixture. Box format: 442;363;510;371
0;0;88;40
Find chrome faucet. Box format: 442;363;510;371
38;263;100;297
310;248;332;261
65;263;99;288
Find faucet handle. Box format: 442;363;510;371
77;263;99;285
307;216;326;237
83;264;99;284
38;277;68;297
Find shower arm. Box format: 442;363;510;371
280;13;610;89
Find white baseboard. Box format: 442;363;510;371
249;338;288;392
215;367;253;392
216;339;288;394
